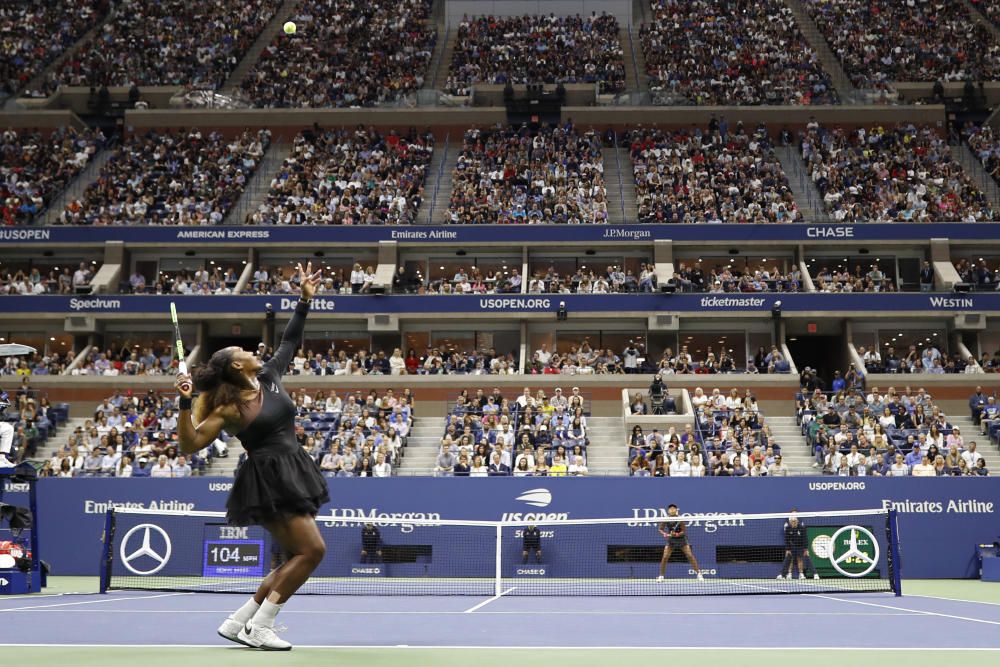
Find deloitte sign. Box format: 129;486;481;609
809;524;880;578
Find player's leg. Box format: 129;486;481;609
238;515;326;650
522;548;529;564
658;546;672;580
779;549;793;579
802;549;819;579
218;550;287;645
682;544;703;580
535;547;542;564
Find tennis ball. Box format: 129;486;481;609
283;21;296;35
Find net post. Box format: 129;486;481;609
99;509;115;594
887;509;902;597
494;523;502;597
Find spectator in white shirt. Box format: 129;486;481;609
470;455;488;477
173;455;193;478
115;454;134;478
889;454;909;476
911;456;936;477
690;456;706;477
150;455;173;477
669;452;692;477
961;442;983;469
568;455;588;476
100;445;121;475
373;453;392;478
749;460;768;477
768;455;789;476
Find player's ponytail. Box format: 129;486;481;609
191;348;244;423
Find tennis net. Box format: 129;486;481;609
101;507;900;596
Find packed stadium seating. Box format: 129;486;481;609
58;128;270;225
446;123;607;224
446;13;626;96
672;261;802;293
627;122;801;223
433;387;590;476
640;0;838;105
965;124;1000;188
799;385;989;476
1;127;104;224
43;0;281;91
240;0;435;108
245;127;434;226
1;1;106;98
800;123;998;222
803;0;1000;89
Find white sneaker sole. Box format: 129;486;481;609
236;628;292;651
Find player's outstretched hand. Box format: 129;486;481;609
297;261;323;301
175;372;193;398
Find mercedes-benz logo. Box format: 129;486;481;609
828;524;880;578
120;523;172;576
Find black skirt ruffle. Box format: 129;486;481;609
226;448;330;526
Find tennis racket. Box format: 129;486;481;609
169;301;187;375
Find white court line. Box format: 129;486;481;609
0;609;922;616
2;644;1000;651
0;592;192;613
463;587;517;613
813;594;1000;627
905;593;1000;608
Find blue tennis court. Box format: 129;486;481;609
3;579;1000;651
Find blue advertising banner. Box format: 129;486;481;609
1;223;998;246
26;477;1000;579
0;293;996;315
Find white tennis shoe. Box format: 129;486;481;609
217;618;246;645
813;574;820;580
656;575;664;582
799;573;806;580
696;572;704;581
237;621;292;651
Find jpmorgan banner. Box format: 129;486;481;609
20;477;1000;578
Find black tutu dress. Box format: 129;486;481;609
226;301;330;526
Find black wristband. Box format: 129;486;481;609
297;298;311;311
179;397;193;410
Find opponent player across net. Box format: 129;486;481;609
656;503;704;582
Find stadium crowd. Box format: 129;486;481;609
58;129;270;225
124;265;241;295
525;264;659;293
629;386;780;476
244;127;434;226
953;258;1000;291
1;1;107;98
800;122;997;222
964;124;1000;188
813;263;897;293
445;13;626;96
0;382;63;462
671;261;802;293
68;347;180;376
42;0;280;92
627;120;802;223
256;346;520;376
395;266;523;295
434;387;590;476
640;0;838;105
853;343;978;375
1;127;104;225
0;352;74;376
240;0;435;108
803;0;1000;89
446;123;607;224
799;384;990;476
0;261;95;295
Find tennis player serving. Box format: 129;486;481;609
175;262;327;651
657;504;704;582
